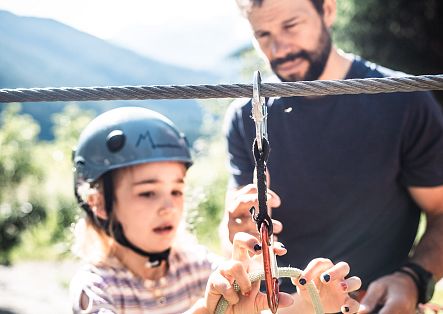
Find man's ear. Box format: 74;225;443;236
87;192;108;220
322;0;337;29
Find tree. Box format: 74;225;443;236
333;0;442;101
0;104;46;264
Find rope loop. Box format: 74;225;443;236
214;266;324;314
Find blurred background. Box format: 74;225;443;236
0;0;442;313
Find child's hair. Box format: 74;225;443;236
71;107;193;264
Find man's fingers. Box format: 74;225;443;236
272;219;283;234
267;189;281;207
359;282;386;313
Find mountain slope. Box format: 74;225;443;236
0;10;217;140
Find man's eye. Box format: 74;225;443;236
285;23;297;30
256;32;269;39
139;191;155;197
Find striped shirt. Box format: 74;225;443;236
70;245;220;314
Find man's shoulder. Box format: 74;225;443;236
224;98;252;129
350;55;408;79
227;98;252;113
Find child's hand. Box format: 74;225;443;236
292;258;362;313
205;232;293;314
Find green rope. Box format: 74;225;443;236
215;266;324;314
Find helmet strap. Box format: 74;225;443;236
102;172;171;268
112;222;171;268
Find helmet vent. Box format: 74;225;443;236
107;130;126;152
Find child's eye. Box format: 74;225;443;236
139;191;155;198
172;190;183;197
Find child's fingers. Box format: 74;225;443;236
231;232;261;263
219;260;252;297
273;241;287;256
340;296;360;313
254;292;294;312
296;258;334;285
342;276;361;293
319;261;350;284
208;271;239;305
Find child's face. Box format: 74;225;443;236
112;161;186;253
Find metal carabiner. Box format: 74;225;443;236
251;70;279;313
261;221;279;313
252;71;267;152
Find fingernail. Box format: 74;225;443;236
322;273;331;283
242;290;251;297
280;244;285;249
299;278;306;286
253;243;262;251
340;281;348;292
342;306;350;313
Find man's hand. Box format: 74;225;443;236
226;184;282;243
359;272;418;314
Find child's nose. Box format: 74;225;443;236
158;197;174;215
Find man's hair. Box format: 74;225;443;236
237;0;324;15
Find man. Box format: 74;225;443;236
221;0;443;313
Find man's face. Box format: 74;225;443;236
247;0;332;81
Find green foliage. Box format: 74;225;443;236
185;99;231;252
0;104;41;192
0;104;47;264
46;104;94;244
333;0;442;76
0;104;96;263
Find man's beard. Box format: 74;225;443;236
270;24;332;82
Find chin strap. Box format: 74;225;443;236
101;171;171;268
112;222;171;268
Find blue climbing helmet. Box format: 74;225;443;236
72;106;192;266
73;106;192;185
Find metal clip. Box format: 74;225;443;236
261;222;279;313
251;70;279;313
252;71;267;152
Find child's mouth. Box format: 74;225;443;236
153;224;173;235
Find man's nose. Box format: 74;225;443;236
270;36;291;59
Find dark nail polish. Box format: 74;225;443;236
323;273;331;282
254;244;262;251
343;306;350;313
299;278;306;285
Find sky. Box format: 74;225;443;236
0;0;253;70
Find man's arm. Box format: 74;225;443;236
408;185;443;279
359;185;443;314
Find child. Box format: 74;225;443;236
70;106;361;313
